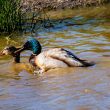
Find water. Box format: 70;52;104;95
0;16;110;110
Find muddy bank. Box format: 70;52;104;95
21;0;109;11
19;2;110;34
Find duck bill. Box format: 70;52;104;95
0;50;6;56
0;51;5;56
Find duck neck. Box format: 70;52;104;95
12;47;21;63
13;54;20;63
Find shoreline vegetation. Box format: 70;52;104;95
0;0;110;34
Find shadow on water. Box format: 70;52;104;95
0;16;110;110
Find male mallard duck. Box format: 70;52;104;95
0;46;94;74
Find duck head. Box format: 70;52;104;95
0;46;20;63
0;46;17;56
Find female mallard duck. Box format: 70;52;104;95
0;45;94;74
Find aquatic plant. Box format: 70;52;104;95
0;0;53;34
0;0;22;33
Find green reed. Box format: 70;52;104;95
0;0;52;34
0;0;22;33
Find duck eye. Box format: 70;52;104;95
4;48;9;50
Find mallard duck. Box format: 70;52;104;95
0;46;94;74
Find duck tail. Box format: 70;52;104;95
64;49;95;67
80;60;95;67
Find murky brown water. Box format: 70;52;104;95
0;17;110;110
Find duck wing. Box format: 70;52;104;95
63;49;95;67
45;48;94;67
